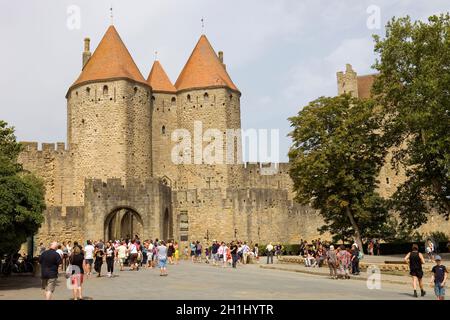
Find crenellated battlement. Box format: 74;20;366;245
20;141;68;153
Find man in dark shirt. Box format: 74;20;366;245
39;242;62;300
431;255;448;300
211;240;220;266
230;241;238;268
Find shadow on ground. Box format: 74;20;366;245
0;275;41;291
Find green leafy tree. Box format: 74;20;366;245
373;14;450;229
288;95;390;249
0;120;45;255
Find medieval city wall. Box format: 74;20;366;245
172;186;326;245
18;142;75;209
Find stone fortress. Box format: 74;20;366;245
18;26;448;249
19;25;323;247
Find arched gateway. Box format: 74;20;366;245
104;207;144;241
79;178;173;242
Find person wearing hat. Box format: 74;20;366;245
431;255;447;300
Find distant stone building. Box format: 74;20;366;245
337;64;450;236
19;25;324;248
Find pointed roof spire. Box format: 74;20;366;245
175;35;239;93
69;25;147;91
147;60;176;93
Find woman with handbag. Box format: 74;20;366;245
68;246;84;300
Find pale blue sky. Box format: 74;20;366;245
0;0;448;162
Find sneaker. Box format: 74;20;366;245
413;290;418;297
421;290;426;297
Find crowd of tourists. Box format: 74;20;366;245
38;236;182;300
299;239;362;278
37;236;448;300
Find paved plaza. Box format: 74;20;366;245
0;260;438;300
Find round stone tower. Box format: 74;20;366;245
174;35;243;191
66;25;152;206
147;60;178;188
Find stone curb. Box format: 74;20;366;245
260;264;411;286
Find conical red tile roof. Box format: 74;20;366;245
175;35;239;92
147;60;176;93
69;25;147;90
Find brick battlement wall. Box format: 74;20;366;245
172;185;326;245
18;141;75;207
242;162;295;200
34;205;85;253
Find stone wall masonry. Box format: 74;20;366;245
172;186;327;246
18;142;74;208
34;206;85;252
151;92;178;187
176;88;243;192
83;178;172;241
67;80;152;207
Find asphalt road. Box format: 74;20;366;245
0;260;437;300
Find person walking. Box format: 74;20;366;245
254;243;259;263
83;240;95;276
147;240;154;268
190;242;196;263
242;242;250;265
351;244;360;275
117;240;127;271
105;241;115;277
425;239;435;262
337;245;351;279
167;241;175;265
39;242;62;300
174;241;179;265
326;245;338;279
218;242;226;268
68;245;84;300
266;243;274;264
211;240;219;266
128;239;139;271
230;241;238;268
430;255;447;300
405;244;426;297
157;240;168;276
93;245;104;277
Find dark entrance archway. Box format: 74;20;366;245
104;207;143;241
162;208;173;240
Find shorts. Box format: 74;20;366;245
434;283;446;297
71;274;84;288
129;253;138;265
190;251;195;256
410;269;423;279
159;257;167;268
41;278;57;292
196;250;201;256
84;259;94;266
119;257;126;265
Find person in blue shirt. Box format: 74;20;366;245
431;255;448;300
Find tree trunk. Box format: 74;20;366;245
345;206;364;251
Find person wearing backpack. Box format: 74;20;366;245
351;244;360;275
